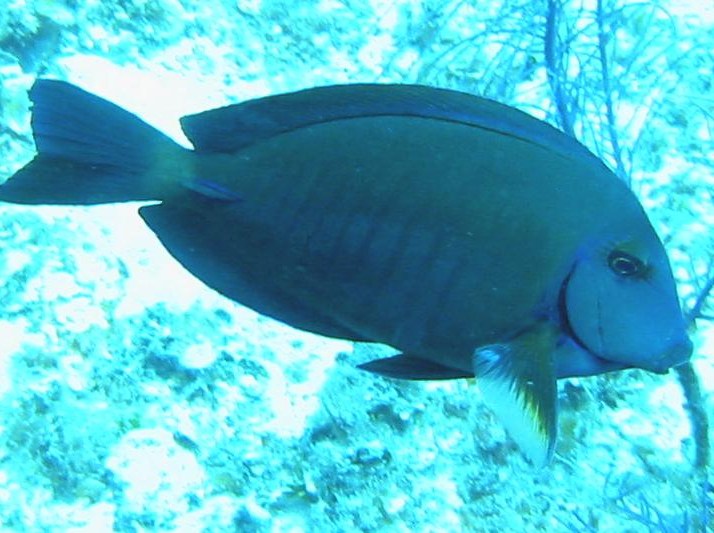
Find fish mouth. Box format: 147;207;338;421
645;336;693;374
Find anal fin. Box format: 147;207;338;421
358;354;473;380
138;203;368;341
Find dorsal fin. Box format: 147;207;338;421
179;84;595;160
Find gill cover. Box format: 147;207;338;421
564;234;691;373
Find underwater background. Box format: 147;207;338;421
0;0;712;531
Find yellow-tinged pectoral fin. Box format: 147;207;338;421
473;323;558;467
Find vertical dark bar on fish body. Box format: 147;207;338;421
335;167;400;263
351;170;449;345
384;220;447;348
258;157;328;248
301;166;359;261
430;238;479;349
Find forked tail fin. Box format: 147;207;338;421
0;79;186;205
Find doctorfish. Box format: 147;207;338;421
0;79;692;465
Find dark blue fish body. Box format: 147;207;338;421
0;80;692;464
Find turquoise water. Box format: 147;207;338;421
0;1;712;531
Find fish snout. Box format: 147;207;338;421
649;336;693;374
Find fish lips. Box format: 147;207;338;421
642;336;693;374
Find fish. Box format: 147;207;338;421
0;79;692;465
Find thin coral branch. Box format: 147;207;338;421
685;273;714;325
675;363;710;469
595;0;629;184
545;0;575;137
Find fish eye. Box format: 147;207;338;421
607;250;645;277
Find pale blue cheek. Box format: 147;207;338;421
553;336;631;379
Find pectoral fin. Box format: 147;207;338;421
473;323;558;467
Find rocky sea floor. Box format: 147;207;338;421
0;1;712;531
